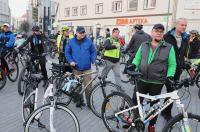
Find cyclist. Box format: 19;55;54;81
0;23;15;72
65;26;96;107
186;30;200;60
101;28;123;89
16;26;48;86
123;24;150;73
130;24;176;132
57;26;70;64
163;18;189;121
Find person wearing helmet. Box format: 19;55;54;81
185;30;200;59
0;23;15;73
16;25;48;86
57;26;71;64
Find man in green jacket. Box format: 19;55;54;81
131;24;176;132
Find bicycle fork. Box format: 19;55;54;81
176;100;191;132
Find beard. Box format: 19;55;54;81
154;38;162;43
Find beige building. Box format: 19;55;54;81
55;0;200;43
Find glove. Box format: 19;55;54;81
127;64;136;71
166;76;175;88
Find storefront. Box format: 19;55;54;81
59;15;172;43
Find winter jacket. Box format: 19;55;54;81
126;30;150;56
65;36;96;71
0;31;15;48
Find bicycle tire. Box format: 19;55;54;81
24;103;80;132
22;82;36;122
162;113;200;132
7;60;19;82
102;92;134;132
18;66;30;96
89;81;124;118
195;74;200;89
0;68;7;90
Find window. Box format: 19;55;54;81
127;0;138;11
95;3;103;14
80;6;87;15
112;1;122;12
72;7;78;16
144;0;156;9
64;8;70;17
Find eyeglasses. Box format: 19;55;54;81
154;29;164;34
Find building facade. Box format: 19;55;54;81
27;0;57;35
0;0;11;25
55;0;200;43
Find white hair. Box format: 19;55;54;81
175;18;187;25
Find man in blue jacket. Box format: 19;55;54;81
0;23;15;72
65;26;96;107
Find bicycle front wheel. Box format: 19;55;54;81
22;82;35;122
102;92;135;132
162;113;200;132
18;66;30;96
24;103;80;132
89;81;123;118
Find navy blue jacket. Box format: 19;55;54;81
65;36;96;71
0;31;15;48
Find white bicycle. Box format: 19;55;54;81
101;72;200;132
23;62;80;132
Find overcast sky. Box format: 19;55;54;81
9;0;28;17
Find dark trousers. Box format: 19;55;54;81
132;80;163;126
39;56;48;79
163;67;182;114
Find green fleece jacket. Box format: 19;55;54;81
132;40;176;84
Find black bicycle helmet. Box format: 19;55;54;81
134;24;143;30
32;26;40;31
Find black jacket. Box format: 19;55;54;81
126;30;150;56
164;28;189;68
19;34;45;55
186;37;200;59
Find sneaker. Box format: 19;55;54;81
148;125;155;132
161;112;172;121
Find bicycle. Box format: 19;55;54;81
101;71;200;132
53;60;123;118
0;48;19;90
22;61;71;122
18;53;44;96
24;62;80;132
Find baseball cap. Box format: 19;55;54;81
152;24;165;31
76;26;85;33
3;23;10;27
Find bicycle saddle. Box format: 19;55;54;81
30;74;44;81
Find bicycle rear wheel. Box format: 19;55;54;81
102;92;135;132
7;60;19;82
162;113;200;132
0;68;7;90
24;103;80;132
89;81;123;118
